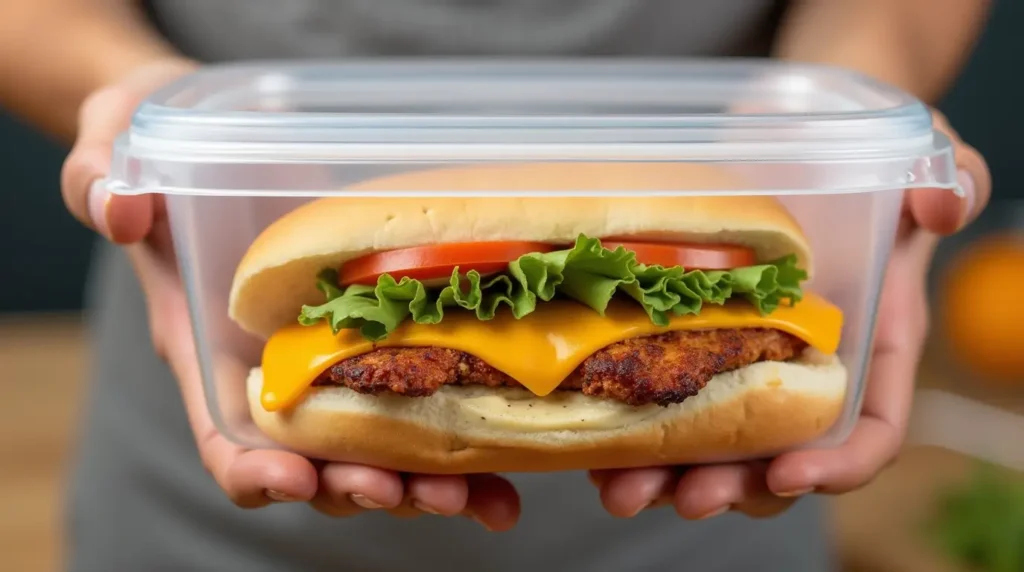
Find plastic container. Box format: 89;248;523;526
105;59;960;467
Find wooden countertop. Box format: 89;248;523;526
0;314;86;572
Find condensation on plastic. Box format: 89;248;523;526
106;59;961;460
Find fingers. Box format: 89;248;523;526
767;332;916;495
383;474;473;518
156;285;320;508
61;90;154;242
220;449;319;508
462;473;521;532
312;463;407;516
674;463;794;519
312;469;520;531
126;217;516;527
594;467;679;518
130;245;320;509
767;418;902;496
406;474;470;515
775;114;960;500
593;464;797;520
60;59;195;243
593;121;950;514
766;391;906;496
193;426;317;509
166;327;319;509
907;111;991;236
951;138;991;227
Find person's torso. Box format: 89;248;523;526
145;0;785;61
69;2;835;571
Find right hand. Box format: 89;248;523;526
60;59;520;531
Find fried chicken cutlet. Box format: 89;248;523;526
312;328;807;406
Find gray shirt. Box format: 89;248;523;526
68;2;836;570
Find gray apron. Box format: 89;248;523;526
68;2;835;570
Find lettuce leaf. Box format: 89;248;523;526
299;234;807;341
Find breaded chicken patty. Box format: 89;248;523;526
312;328;807;406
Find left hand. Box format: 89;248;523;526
61;62;522;531
588;109;991;520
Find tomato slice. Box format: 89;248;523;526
339;241;555;286
601;241;756;270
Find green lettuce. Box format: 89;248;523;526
298;234;807;341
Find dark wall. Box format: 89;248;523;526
940;0;1023;201
0;115;92;313
0;1;1020;313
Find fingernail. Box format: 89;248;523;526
412;500;439;515
775;487;814;498
695;505;730;520
958;169;976;225
647;498;669;510
627;499;659;518
87;179;112;238
265;489;298;502
349;494;383;509
464;511;494;532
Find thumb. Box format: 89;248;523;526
908;118;991;236
61;59;196;243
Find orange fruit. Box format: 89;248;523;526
939;233;1024;384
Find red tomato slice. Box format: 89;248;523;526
339;241;556;286
601;241;756;270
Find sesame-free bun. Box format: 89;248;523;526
229;163;812;339
246;349;847;473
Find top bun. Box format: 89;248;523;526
229;163;811;339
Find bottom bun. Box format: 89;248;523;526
247;349;848;474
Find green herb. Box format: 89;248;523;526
299;234;807;341
927;463;1024;572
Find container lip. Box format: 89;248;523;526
106;132;962;198
106;180;961;198
109;59;963;197
128;58;934;152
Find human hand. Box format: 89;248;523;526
60;60;520;531
589;109;991;520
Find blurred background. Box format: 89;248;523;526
3;2;1024;571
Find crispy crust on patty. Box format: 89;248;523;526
312;328;808;406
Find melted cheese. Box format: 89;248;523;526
261;292;843;412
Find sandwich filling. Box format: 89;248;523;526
311;328;806;407
299;234;807;341
258;235;843;412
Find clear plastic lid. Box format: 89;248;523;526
108;59;960;197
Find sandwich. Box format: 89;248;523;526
228;163;847;474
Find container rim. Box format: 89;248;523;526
129;59;936;148
108;59;962;197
